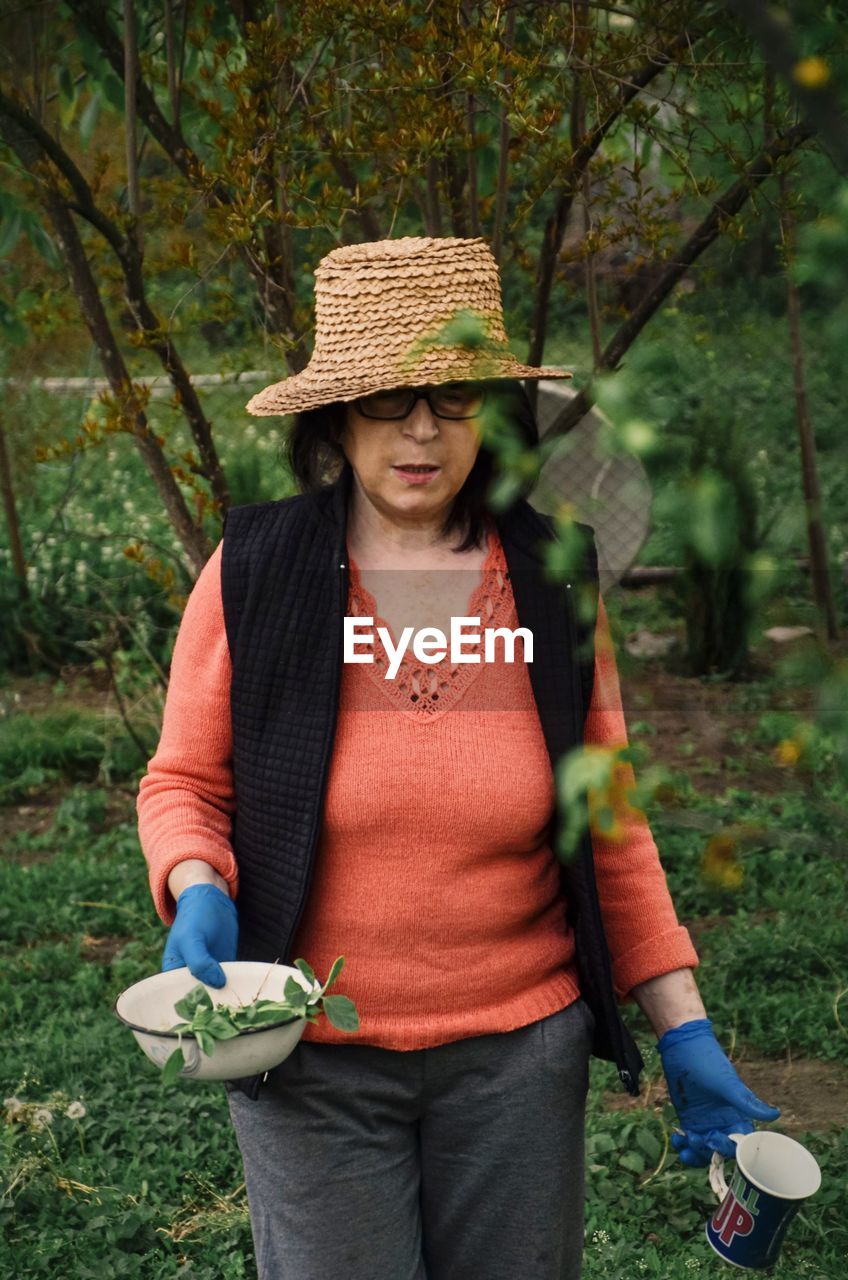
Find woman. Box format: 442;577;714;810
138;236;778;1280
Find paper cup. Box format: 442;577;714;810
706;1130;821;1270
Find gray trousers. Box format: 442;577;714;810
226;998;594;1280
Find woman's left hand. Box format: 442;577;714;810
657;1018;781;1167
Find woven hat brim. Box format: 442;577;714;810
246;359;573;417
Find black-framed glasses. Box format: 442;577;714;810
353;383;486;421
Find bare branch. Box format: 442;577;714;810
67;0;196;180
65;0;306;360
0;86;125;250
163;0;180;125
492;7;517;265
528;22;713;366
123;0;141;241
544;120;815;438
0;84;230;516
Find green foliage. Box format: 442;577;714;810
609;380;762;676
555;744;618;859
580;1110;847;1278
0;385;290;676
0;710;126;803
591;277;848;654
2;743;846;1275
0;696;152;796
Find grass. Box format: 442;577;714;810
0;697;147;804
0;791;254;1278
0;709;106;800
0;642;846;1277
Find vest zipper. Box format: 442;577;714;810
565;578;634;1093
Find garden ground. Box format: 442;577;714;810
1;591;847;1278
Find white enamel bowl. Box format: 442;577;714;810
114;961;316;1081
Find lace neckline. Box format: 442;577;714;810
346;526;514;720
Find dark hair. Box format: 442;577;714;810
285;379;540;553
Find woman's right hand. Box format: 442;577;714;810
162;883;239;988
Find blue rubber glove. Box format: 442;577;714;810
658;1019;780;1168
162;883;238;989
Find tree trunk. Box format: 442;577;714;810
444;150;468;238
44;189;212;575
123;0;141;248
780;176;839;641
0;416;29;596
0;414;41;670
461;0;479;236
424;157;444;236
573;4;602;369
119;239;232;512
465;92;479;237
681;552;755;677
528;191;575;370
491;8;516;267
764;64;838;642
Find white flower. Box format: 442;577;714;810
684;1262;701;1272
4;1096;25;1120
66;1101;86;1120
32;1107;54;1129
591;1229;610;1246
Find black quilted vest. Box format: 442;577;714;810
221;461;644;1099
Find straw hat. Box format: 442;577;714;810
245;236;572;416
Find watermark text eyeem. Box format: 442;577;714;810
344;616;533;680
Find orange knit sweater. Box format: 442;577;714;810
137;527;698;1049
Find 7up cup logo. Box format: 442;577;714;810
706;1132;821;1270
711;1170;760;1246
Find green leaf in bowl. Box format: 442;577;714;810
322;995;360;1032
